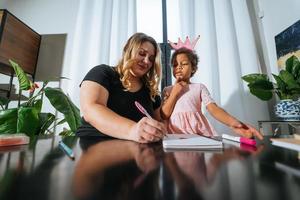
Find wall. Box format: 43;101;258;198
0;0;80;79
0;0;80;137
0;0;80;109
258;0;300;74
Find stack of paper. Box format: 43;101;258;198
270;138;300;152
163;134;223;150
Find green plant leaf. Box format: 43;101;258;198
17;107;40;136
248;79;274;90
272;74;287;93
9;60;32;90
241;73;269;83
285;55;300;74
279;70;300;90
292;63;300;80
59;129;74;136
0;108;18;134
33;99;43;113
249;88;273;101
247;79;273;101
44;87;81;132
56;118;67;126
0;96;10;109
38;113;55;135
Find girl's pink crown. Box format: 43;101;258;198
168;35;200;50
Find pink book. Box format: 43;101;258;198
0;134;30;146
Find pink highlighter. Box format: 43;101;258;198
135;101;168;138
222;134;256;146
134;101;153;119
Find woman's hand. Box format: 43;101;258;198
132;144;161;173
230;121;263;140
128;117;167;143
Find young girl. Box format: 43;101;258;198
161;37;263;140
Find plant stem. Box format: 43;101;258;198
26;83;48;106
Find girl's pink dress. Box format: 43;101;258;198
163;83;218;136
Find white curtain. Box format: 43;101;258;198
176;0;270;132
66;0;137;106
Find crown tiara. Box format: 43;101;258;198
168;35;200;51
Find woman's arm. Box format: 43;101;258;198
80;81;166;142
207;103;263;140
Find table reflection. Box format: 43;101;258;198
0;136;299;200
0;136;77;200
73;137;265;200
162;144;264;200
73;138;164;200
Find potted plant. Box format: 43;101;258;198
0;60;81;136
242;55;300;120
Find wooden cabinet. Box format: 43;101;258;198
0;9;41;77
0;9;41;101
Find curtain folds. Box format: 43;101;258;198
66;0;269;131
176;0;270;131
67;0;136;105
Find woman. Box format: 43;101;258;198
76;33;166;143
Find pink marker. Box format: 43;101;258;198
134;101;153;119
222;134;256;146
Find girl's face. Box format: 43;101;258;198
173;53;193;82
130;41;156;78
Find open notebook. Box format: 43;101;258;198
163;134;223;150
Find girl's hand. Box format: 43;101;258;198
129;117;167;143
171;80;187;98
230;121;264;140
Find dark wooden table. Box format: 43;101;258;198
0;135;299;200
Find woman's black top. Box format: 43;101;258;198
76;64;161;137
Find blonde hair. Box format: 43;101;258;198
116;32;161;101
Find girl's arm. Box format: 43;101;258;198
206;103;263;140
80;81;166;143
161;81;187;119
153;107;162;121
206;103;239;127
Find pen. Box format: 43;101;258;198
222;134;256;146
134;101;167;138
59;140;75;160
134;101;153;119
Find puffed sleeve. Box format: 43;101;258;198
200;84;215;106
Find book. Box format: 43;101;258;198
270;138;300;152
163;134;223;150
0;134;30;146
